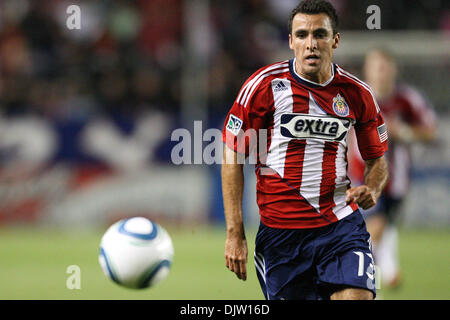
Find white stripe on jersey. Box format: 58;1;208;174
334;204;356;220
237;61;289;105
336;66;380;113
299;92;326;213
266;78;294;178
332;139;351;216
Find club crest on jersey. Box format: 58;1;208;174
280;113;352;141
332;93;349;117
226;114;243;136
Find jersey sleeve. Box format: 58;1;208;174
222;76;272;156
353;87;388;160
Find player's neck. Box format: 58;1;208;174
294;59;333;84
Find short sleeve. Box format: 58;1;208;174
222;78;272;156
354;87;388;160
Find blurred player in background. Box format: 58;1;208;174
222;0;389;300
348;48;436;289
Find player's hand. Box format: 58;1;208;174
225;236;248;281
346;185;377;210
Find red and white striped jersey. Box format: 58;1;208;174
222;59;388;229
348;84;436;198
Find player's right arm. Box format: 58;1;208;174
346;155;388;209
222;145;248;281
220;63;276;281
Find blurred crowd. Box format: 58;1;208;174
0;0;182;121
0;0;448;124
0;0;448;227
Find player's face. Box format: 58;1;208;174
289;13;339;83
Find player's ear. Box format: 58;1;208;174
332;32;340;49
289;33;294;50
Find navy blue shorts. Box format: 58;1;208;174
254;211;376;300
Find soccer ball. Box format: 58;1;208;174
98;217;174;289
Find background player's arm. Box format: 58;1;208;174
346;155;388;210
222;145;248;281
385;116;436;144
387;87;437;144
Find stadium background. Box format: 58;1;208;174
0;0;448;299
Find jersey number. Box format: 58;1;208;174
353;251;375;280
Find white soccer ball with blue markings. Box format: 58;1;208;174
98;217;174;289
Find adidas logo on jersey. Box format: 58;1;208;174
273;81;288;92
280;113;352;141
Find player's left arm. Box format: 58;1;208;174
349;83;389;209
346;155;388;210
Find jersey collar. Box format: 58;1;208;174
290;58;336;89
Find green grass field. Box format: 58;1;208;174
0;225;448;300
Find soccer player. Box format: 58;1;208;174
348;48;436;289
221;0;389;300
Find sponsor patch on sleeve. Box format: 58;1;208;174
226;114;243;136
377;123;388;143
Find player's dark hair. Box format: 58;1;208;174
288;0;339;35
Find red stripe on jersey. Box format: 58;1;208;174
319;141;339;220
350;202;359;212
256;169;335;228
283;140;306;189
259;107;275;170
336;65;380;113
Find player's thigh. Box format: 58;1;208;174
254;224;319;300
257;264;320;300
330;287;374;300
316;212;377;298
318;245;377;298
